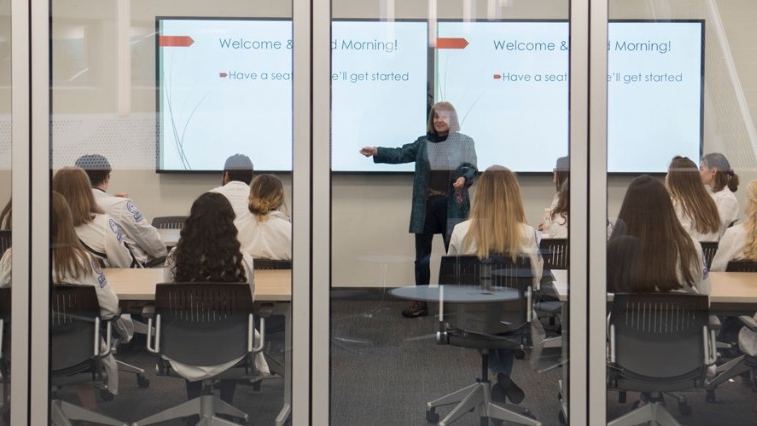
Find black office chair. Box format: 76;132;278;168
253;258;292;270
0;231;10;256
150;216;187;229
50;284;127;426
425;254;540;426
539;238;568;271
607;292;715;426
133;283;265;426
725;259;757;272
699;241;718;271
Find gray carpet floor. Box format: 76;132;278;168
27;298;757;425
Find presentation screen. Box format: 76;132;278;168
156;18;293;172
435;20;703;173
156;19;703;174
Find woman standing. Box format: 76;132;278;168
666;156;721;242
360;102;477;317
447;165;542;406
700;152;740;231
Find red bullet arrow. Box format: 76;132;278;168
493;74;501;79
219;72;228;78
435;38;469;49
159;35;194;47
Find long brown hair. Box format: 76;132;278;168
667;156;720;235
462;165;527;261
610;175;700;292
52;167;103;226
550;178;569;225
0;199;10;230
51;192;90;283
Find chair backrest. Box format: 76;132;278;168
700;241;718;270
0;288;10;364
50;284;101;373
539;238;568;270
439;254;533;335
610;292;711;383
151;216;187;229
253;258;292;270
725;259;757;272
0;230;10;256
154;283;253;366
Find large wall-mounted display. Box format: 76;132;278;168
156;18;703;173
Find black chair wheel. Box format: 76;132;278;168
706;390;716;403
678;401;692;416
99;388;115;402
426;409;440;423
137;374;150;388
514;350;526;360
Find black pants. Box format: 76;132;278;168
415;196;450;286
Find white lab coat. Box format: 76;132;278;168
710;223;748;272
93;189;167;264
162;249;269;381
210;181;252;223
546;214;568;239
448;221;543;289
75;213;136;268
236;211;292;260
671;198;720;243
710;187;740;233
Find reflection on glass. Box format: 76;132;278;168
331;2;570;424
606;2;757;425
49;0;293;424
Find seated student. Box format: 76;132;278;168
0;192;132;407
700;152;740;230
666;156;721;242
210;154;255;222
75;154;167;266
163;192;268;409
710;179;757;271
544;178;569;238
447;165;543;406
236;174;292;261
607;175;710;295
539;156;569;235
52;167;136;268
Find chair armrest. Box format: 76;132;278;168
739;315;757;333
144;256;167;268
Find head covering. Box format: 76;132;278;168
224;154;253;172
555;156;569;172
74;154;112;171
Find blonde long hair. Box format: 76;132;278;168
52;167;103;226
248;174;286;222
742;180;757;260
51;191;90;283
462;165;527;261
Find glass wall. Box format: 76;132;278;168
0;0;10;423
44;0;296;424
327;1;574;425
604;1;757;425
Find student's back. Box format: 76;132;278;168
236;174;292;260
710;179;757;271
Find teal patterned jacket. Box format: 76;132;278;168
374;132;478;235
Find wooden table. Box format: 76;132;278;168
103;267;293;426
104;268;291;302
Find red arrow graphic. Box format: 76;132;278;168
435;38;469;49
159;35;195;47
219;72;228;78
